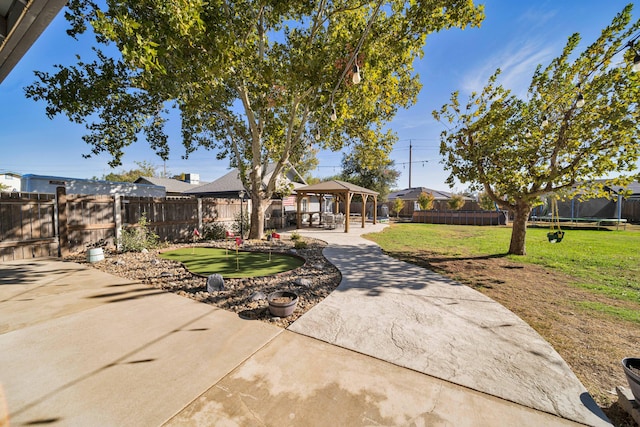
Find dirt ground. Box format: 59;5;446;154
390;250;640;426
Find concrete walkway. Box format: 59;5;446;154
0;224;610;426
290;224;609;426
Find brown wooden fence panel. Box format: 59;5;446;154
412;210;506;226
66;194;116;253
123;196;200;242
0;192;57;261
622;199;640;223
1;192;250;260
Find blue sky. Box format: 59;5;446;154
0;1;637;190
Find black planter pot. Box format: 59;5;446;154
622;357;640;402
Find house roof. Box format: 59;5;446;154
186;169;247;197
185;163;306;198
388;187;459;200
135;176;204;194
295;180;379;196
1;0;67;83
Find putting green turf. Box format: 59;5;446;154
159;247;304;278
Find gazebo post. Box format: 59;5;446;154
361;194;367;228
373;196;378;225
345;192;354;233
296;192;302;229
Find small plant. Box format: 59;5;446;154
417;191;435;210
232;210;250;238
203;222;228;240
119;212;160;252
392;198;405;218
294;239;308;249
290;231;301;241
447;193;465;210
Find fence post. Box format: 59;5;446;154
114;194;122;251
56;187;68;257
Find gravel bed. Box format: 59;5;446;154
67;236;340;328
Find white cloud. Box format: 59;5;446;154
461;38;557;98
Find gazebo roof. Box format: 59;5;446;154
295;180;378;195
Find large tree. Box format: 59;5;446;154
340;151;400;200
26;0;483;239
100;160;159;182
434;4;640;255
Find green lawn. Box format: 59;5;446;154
365;223;640;304
159;247;304;278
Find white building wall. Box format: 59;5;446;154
0;173;21;192
21;175;165;197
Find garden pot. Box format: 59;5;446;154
622;357;640;402
267;291;298;317
87;248;104;263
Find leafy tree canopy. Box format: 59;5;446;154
340;152;400;200
26;0;484;238
447;193;464;210
417;191;434;210
392;197;404;218
433;4;640;255
101;160;159;182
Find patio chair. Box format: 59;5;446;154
323;213;335;229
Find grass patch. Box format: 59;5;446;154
573;301;640;324
366;223;640;305
159;247;304;278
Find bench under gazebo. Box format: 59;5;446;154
294;180;379;233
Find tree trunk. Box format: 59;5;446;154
248;192;268;240
508;202;532;256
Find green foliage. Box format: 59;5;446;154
25;0;484;239
203;222;228;240
290;231;301;241
433;5;640;255
417;191;434;210
392;198;405;218
119;213;160;252
103;161;159;182
478;192;496;211
294;239;308;250
447;193;465;210
340;154;400;200
232;210;250;239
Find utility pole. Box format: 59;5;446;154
408;140;412;188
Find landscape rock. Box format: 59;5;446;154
207;274;225;292
251;291;267;301
69;237;340;329
294;278;312;288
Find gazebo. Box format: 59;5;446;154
294;180;379;232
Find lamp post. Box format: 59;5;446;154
239;190;246;238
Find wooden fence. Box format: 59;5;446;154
0;192;58;260
0;188;241;261
412;210;507;226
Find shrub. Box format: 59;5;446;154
203;222;228;240
119;213;160;252
294;239;308;249
232;210;250;238
392;198;404;218
478;192;497;211
290;231;301;241
447;193;465;210
417;191;434;210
